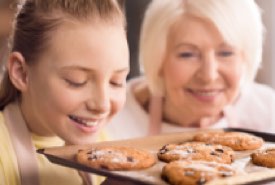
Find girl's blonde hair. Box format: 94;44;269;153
0;0;125;110
140;0;264;97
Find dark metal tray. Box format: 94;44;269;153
37;128;275;185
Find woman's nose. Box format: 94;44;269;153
196;53;219;83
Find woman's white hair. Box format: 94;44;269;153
139;0;264;97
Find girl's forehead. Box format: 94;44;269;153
45;21;116;51
36;21;128;72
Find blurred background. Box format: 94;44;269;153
255;0;275;89
0;0;17;77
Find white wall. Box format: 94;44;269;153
255;0;275;89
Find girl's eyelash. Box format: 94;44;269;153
110;82;124;88
65;79;86;87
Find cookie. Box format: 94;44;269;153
75;146;156;170
251;149;275;168
193;131;264;151
157;141;234;164
162;160;235;185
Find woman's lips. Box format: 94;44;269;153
187;89;223;102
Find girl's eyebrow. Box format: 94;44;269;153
114;67;129;73
61;66;129;73
61;66;92;72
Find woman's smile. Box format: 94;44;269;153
185;88;223;103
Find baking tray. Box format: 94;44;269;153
37;128;275;185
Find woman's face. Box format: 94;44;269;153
22;20;129;144
162;15;245;122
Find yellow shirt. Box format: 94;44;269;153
0;112;106;185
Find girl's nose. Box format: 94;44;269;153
86;87;110;114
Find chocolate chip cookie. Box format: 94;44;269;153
251;149;275;168
193;131;264;151
76;146;156;170
162;160;235;185
157;141;234;164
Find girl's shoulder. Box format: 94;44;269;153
0;111;21;185
0;111;11;141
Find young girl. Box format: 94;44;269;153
0;0;129;185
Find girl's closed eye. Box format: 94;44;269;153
110;81;125;88
110;70;128;88
65;79;87;88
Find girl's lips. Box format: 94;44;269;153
68;115;102;133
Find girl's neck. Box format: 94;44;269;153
19;100;56;137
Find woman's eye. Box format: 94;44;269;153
65;79;87;87
218;51;234;57
178;52;198;59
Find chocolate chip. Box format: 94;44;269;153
88;155;97;160
127;156;134;162
215;149;224;153
87;151;93;154
159;145;169;154
210;151;218;156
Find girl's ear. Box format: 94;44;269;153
8;52;29;92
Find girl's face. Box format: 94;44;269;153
162;15;245;123
23;20;129;144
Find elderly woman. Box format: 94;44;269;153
106;0;275;140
